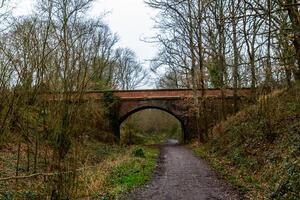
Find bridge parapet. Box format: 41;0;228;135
46;88;252;101
84;88;252;100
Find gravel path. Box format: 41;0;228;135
126;144;240;200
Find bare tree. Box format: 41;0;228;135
280;0;300;81
114;48;147;90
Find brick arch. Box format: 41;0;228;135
116;98;191;142
118;98;185;119
118;106;185;142
119;105;183;124
119;105;185;124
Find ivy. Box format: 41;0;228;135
102;91;120;141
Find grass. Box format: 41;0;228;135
192;85;300;199
104;147;159;198
121;129;183;145
76;146;159;199
0;139;159;199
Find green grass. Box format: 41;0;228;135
105;147;159;199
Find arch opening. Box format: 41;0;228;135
119;107;184;145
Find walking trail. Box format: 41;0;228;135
126;141;240;200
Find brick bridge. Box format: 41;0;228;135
82;88;252;142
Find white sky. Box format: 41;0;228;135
13;0;159;88
90;0;158;63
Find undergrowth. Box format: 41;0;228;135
193;85;300;199
103;147;159;199
0;140;159;199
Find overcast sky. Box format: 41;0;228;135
13;0;159;88
91;0;158;63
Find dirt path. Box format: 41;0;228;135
126;144;240;200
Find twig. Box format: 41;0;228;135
0;165;101;181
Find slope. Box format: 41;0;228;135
193;85;300;199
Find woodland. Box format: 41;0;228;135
0;0;299;199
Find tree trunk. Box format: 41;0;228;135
15;142;21;185
34;133;38;173
265;0;273;87
232;0;240;113
285;0;300;81
187;0;203;142
218;1;227;120
26;142;30;172
197;0;208;141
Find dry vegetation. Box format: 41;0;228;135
193;84;300;199
0;139;159;199
0;1;150;199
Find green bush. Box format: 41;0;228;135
0;192;14;200
20;191;39;200
132;148;145;158
271;158;300;199
228;148;247;166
